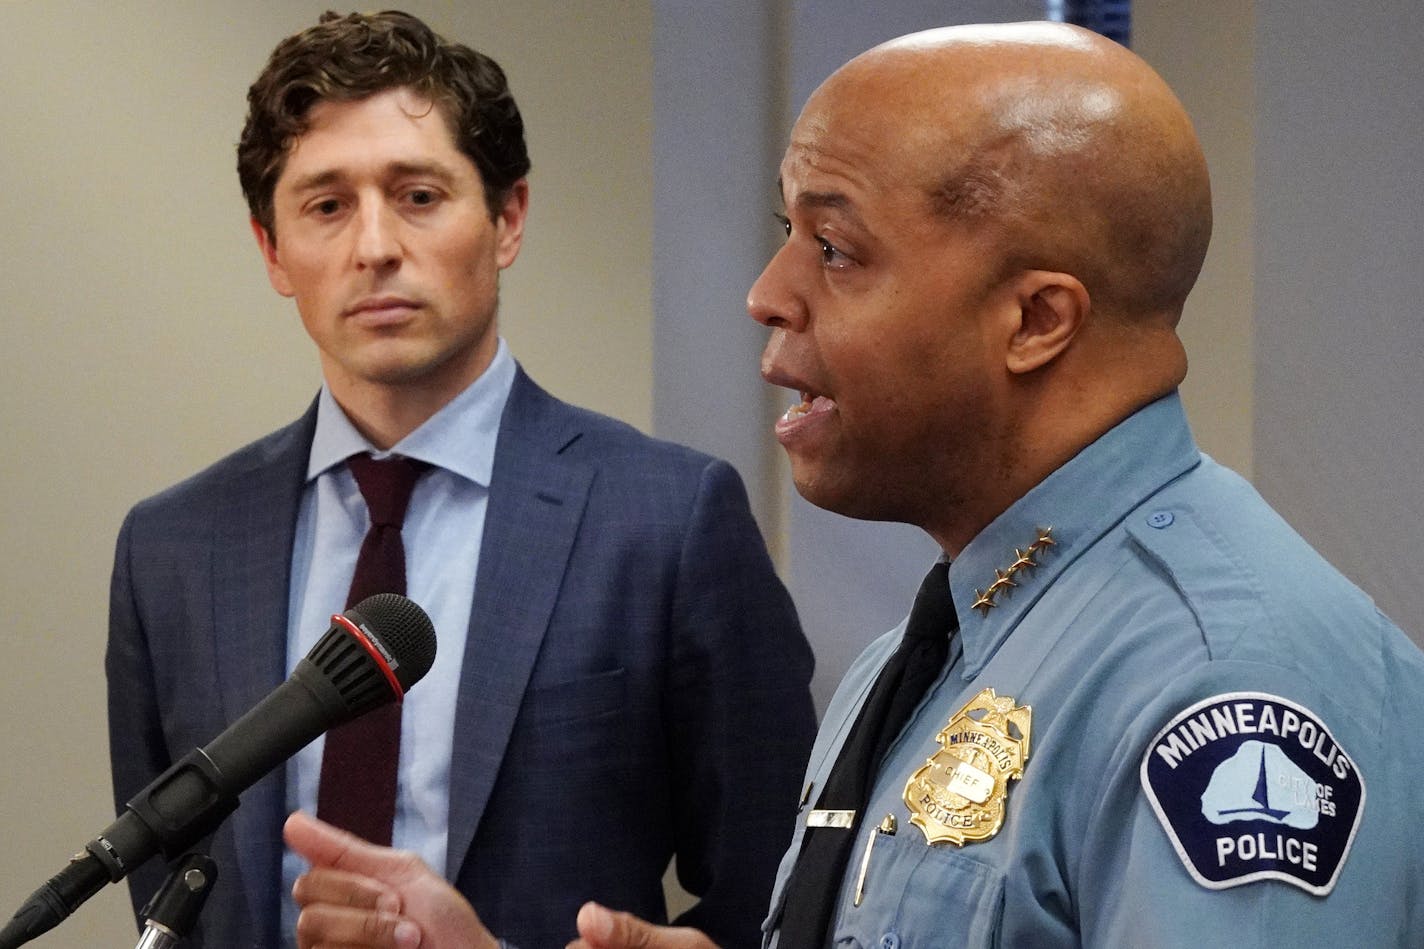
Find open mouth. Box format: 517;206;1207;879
781;391;836;423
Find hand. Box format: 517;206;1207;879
284;811;498;949
567;902;720;949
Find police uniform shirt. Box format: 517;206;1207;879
764;392;1424;949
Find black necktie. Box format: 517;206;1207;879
777;561;956;948
316;453;428;845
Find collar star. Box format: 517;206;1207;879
971;527;1056;614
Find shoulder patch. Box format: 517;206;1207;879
1139;692;1364;895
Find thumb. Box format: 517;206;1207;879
577;902;647;949
575;902;716;949
284;810;420;882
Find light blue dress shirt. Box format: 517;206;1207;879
765;392;1424;948
280;339;515;939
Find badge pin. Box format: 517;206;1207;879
904;687;1032;845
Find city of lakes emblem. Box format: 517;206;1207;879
904;687;1032;846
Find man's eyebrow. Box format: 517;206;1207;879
287;169;342;195
286;161;459;194
791;189;867;229
774;176;862;221
385;160;459;183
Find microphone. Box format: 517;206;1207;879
0;592;436;949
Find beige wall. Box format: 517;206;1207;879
1136;0;1256;477
0;2;651;942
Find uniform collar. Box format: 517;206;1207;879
948;391;1201;677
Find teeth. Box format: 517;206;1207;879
784;395;813;421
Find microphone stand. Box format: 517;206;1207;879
132;855;216;949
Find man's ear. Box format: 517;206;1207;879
1004;270;1090;374
250;216;295;298
493;178;530;270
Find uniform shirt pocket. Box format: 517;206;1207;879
832;830;1004;949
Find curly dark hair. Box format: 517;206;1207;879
238;10;530;238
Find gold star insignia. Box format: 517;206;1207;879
987;568;1017;596
970;526;1056;614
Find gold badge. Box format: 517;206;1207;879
904;688;1032;845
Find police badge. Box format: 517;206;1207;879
904;687;1032;845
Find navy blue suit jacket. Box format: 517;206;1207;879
107;369;816;948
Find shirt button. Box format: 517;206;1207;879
1147;510;1175;529
880;933;901;949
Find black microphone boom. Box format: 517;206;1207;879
0;593;436;949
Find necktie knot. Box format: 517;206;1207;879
347;454;428;528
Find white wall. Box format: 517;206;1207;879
1252;0;1424;644
0;2;652;942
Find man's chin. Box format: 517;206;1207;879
791;465;918;525
338;346;469;390
791;466;860;519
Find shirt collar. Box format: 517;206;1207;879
306;337;516;487
948;391;1202;676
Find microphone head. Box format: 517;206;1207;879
344;593;438;691
305;594;437;717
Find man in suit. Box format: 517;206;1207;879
106;11;816;949
281;20;1424;949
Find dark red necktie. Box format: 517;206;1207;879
316;453;428;845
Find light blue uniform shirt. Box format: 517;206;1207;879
280;340;515;940
766;392;1424;948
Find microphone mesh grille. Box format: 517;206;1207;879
345;593;438;690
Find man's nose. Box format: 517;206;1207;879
353;202;401;270
747;242;806;331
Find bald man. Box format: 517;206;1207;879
281;22;1424;949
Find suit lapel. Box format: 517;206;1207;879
445;371;594;879
211;402;316;937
